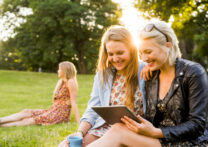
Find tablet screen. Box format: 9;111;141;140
91;105;140;125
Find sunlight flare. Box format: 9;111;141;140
113;0;148;47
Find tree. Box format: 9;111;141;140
0;0;121;73
136;0;208;71
0;40;24;70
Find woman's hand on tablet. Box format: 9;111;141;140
121;115;162;138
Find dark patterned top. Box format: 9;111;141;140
155;98;208;147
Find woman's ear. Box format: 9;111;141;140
166;42;172;49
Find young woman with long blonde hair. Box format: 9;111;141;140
0;61;80;126
58;25;147;147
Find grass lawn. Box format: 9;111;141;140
0;70;94;147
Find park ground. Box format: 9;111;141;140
0;70;94;147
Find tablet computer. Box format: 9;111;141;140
91;105;140;125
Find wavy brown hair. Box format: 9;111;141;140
97;25;138;109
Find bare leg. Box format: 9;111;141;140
83;133;100;147
87;123;161;147
0;109;35;124
0;117;36;127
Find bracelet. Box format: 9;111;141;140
77;130;84;137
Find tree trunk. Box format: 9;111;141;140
58;48;63;64
75;41;87;74
179;39;188;59
78;57;87;74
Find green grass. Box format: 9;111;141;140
0;70;94;147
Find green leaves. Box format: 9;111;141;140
0;0;120;73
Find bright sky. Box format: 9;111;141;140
113;0;148;45
0;0;148;43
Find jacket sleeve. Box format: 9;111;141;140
138;60;147;114
161;64;208;142
80;73;101;127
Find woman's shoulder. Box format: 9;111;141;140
94;69;114;90
178;58;207;77
96;69;114;81
66;78;77;88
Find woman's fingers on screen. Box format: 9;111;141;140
124;116;140;127
136;115;145;123
121;116;137;126
121;117;130;126
121;116;139;133
121;117;132;129
128;122;139;132
123;116;136;123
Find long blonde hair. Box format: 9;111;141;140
53;61;78;98
97;25;139;109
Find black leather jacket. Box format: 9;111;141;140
145;58;208;143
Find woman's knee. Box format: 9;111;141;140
104;123;127;139
21;109;33;116
110;123;127;133
22;109;32;113
22;118;36;125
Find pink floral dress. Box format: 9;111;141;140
88;73;143;137
31;83;71;125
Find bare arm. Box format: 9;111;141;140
77;121;92;137
67;79;80;123
58;121;92;147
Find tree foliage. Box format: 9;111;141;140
0;0;121;73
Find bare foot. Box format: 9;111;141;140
0;118;7;124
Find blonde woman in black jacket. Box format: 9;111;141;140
87;20;208;147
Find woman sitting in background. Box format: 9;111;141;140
0;61;80;126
